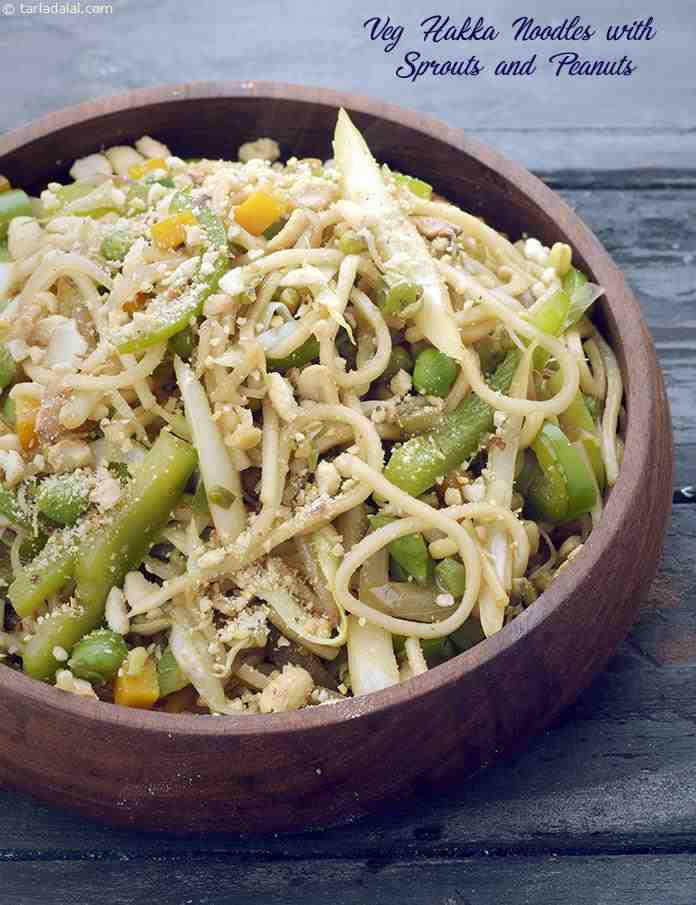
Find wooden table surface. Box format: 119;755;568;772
1;3;694;902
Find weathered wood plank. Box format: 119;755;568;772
0;507;693;857
2;854;696;905
543;170;696;191
559;187;696;488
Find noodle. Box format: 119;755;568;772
0;114;623;714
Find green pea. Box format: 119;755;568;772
36;474;90;526
383;346;414;381
413;347;458;398
434;558;467;598
100;230;133;262
338;230;367;254
0;345;16;391
68;629;128;684
158;645;190;697
169;326;194;361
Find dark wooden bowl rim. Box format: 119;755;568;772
0;82;670;743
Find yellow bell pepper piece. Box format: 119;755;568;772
150;210;197;250
114;655;159;709
128;158;168;180
234;191;286;236
16;398;39;452
0;175;10;194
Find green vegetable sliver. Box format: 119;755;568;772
527;422;597;524
115;197;229;354
369;514;433;585
267;336;320;372
393;172;433;200
547;369;605;489
0;345;17;390
412;347;458;398
434;558;467;597
385;349;520;497
158;645;191;697
0;190;32;239
0;484;33;532
9;530;76;619
21;432;197;680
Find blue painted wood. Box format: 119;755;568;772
0;0;693;170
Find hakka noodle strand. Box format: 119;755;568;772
0;108;622;715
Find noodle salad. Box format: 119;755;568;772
0;111;623;714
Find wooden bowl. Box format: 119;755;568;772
0;82;673;834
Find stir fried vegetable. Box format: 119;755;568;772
0;116;622;715
21;432;196;679
385;350;520;496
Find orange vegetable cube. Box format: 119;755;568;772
114;656;160;709
128;158;168;180
234;191;286;236
16;399;39;452
150;210;197;249
0;175;10;194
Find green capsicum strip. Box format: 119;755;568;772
384;349;520;497
8;529;76;619
546;369;605;489
527;288;571;370
114;193;230;354
267;336;320;372
21;432;197;680
562;266;595;329
525;422;597;524
369;514;433;585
